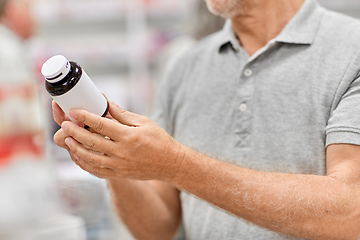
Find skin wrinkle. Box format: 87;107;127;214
87;136;96;150
88;152;95;164
150;138;170;180
168;144;186;183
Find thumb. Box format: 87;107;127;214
108;101;142;127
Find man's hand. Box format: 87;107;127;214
53;101;183;240
54;101;185;181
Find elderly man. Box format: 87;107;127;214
54;0;360;239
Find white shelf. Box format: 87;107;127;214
34;0;190;25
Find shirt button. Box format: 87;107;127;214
239;103;247;112
244;68;252;77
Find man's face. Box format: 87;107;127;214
204;0;246;18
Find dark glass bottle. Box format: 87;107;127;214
42;55;108;120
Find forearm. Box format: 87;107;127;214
107;178;181;240
170;148;360;240
58;104;360;239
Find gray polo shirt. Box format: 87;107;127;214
151;0;360;239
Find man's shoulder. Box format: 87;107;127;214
321;9;360;42
322;8;360;26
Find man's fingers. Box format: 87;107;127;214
54;128;70;150
64;137;114;168
70;152;116;179
68;108;126;141
62;121;116;154
108;101;143;127
52;101;70;126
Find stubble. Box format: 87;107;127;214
204;0;250;18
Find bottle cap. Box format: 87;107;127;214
41;55;71;83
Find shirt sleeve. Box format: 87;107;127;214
326;73;360;147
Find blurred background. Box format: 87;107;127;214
0;0;358;239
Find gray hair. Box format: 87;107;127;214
0;0;7;18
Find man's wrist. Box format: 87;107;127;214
166;144;207;188
160;140;188;184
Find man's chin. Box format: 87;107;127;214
208;9;241;19
205;1;243;19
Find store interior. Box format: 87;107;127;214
0;0;359;240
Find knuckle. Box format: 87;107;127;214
88;154;95;164
70;143;78;154
125;132;137;144
142;115;150;122
119;108;127;115
141;115;153;125
87;137;96;149
93;120;105;133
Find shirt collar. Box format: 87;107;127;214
216;0;324;52
275;0;324;44
219;20;241;52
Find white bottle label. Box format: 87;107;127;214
52;70;107;121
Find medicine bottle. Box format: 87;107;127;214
41;55;108;121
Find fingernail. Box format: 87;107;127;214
109;100;116;106
65;137;72;148
74;154;80;161
69;110;78;120
62;122;69;131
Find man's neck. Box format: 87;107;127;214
231;0;305;56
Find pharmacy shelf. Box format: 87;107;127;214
34;0;190;29
32;31;175;78
32;0;191;99
33;0;191;74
